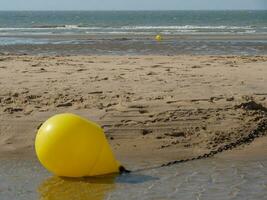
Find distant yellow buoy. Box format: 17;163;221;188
155;34;162;41
35;113;121;177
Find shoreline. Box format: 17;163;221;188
1;33;267;56
1;33;267;39
0;55;266;168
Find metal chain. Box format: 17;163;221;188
161;118;267;167
120;118;267;174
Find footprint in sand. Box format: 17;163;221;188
146;71;158;76
139;109;149;114
150;64;161;68
56;101;73;107
31;63;40;67
39;68;47;72
142;129;153;135
191;65;202;68
4;107;23;114
77;68;87;72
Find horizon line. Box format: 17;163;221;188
0;9;266;11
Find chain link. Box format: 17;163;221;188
121;117;267;174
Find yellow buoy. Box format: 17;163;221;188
35;113;121;177
155;34;162;41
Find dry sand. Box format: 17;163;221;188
0;55;267;169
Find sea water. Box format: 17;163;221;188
0;11;266;36
0;11;266;55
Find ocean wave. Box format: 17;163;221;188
85;31;154;35
244;30;256;33
0;25;100;31
0;25;264;36
0;25;256;31
120;25;254;30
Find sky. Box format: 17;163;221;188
0;0;266;11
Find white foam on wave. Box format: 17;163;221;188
0;25;256;31
0;25;264;36
120;25;254;30
0;25;100;31
85;31;154;35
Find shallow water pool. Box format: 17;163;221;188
0;157;266;200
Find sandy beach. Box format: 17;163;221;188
1;7;267;200
0;55;266;169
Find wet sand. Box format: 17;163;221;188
0;55;266;168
